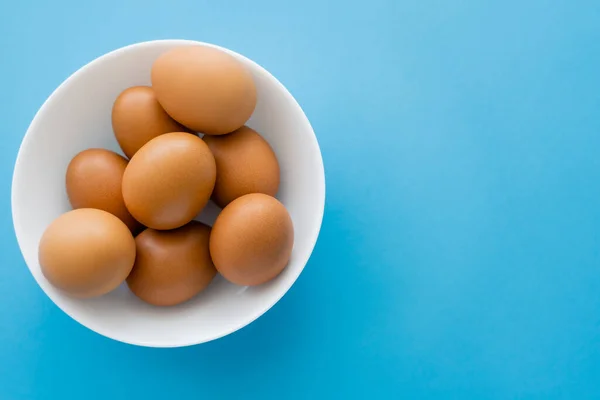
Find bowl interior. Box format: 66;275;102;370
12;40;325;347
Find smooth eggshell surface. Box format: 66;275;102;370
38;208;136;298
203;126;280;208
122;132;216;230
209;193;294;286
112;86;189;158
127;221;216;306
151;46;257;135
66;148;141;233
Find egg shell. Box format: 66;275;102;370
203;126;280;207
111;86;189;158
66;148;141;233
209;193;294;286
38;208;136;298
122;132;216;230
151;46;257;135
127;221;216;306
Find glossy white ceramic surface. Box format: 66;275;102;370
12;40;325;347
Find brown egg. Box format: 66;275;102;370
210;193;294;286
127;221;216;306
111;86;189;158
66;148;141;233
122;132;216;230
203;126;280;207
151;46;257;135
39;208;136;298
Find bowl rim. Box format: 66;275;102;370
11;39;326;347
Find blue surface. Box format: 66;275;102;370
2;0;600;398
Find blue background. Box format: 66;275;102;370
2;0;600;398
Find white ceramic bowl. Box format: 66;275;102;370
11;40;325;347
